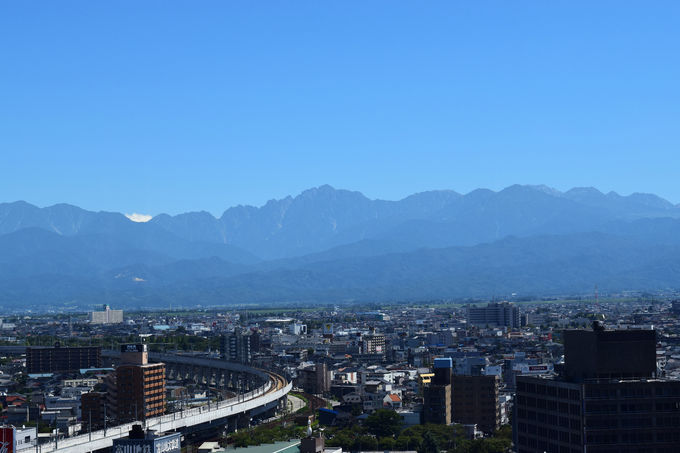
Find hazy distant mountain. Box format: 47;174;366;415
0;201;128;236
0;203;259;268
1;185;680;309
213;186;463;258
151;211;227;244
4;185;678;260
3;230;679;308
563;187;676;214
195;232;680;303
152;184;680;258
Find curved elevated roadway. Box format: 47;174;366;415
38;352;291;453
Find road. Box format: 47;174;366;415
287;394;306;413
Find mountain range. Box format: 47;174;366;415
1;185;680;310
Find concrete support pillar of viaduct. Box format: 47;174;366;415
226;416;238;433
263;405;277;419
236;411;251;430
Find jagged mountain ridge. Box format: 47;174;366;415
4;184;673;259
152;184;680;257
1;184;680;308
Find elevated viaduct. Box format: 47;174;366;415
36;351;291;453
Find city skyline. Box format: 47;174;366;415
2;3;679;451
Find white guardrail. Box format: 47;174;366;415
37;354;291;453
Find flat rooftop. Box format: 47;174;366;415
225;440;301;453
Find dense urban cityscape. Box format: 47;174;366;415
4;1;680;452
0;296;677;452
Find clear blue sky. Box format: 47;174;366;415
2;1;679;216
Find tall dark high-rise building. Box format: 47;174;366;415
220;330;252;364
452;374;501;434
26;345;101;373
562;326;657;381
298;362;331;395
433;357;453;386
467;302;520;328
514;324;680;453
423;358;452;424
423;383;451;425
250;330;261;354
671;300;680;315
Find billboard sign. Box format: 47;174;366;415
154;434;181;453
113;433;181;453
0;427;15;453
514;363;553;374
121;344;147;353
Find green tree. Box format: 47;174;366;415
365;409;402;438
418;431;439;453
396;435;420;451
353;435;377;451
326;430;355;449
379;437;396;450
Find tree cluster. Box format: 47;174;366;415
324;409;512;453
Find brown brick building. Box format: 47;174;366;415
452;374;501;434
81;392;106;430
115;344;166;422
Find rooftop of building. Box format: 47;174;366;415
26;345;101;349
517;374;677;385
220;440;301;453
